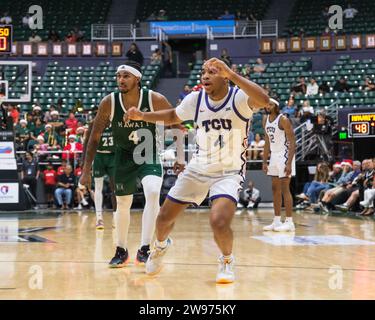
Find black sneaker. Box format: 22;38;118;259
109;247;129;268
135;245;150;265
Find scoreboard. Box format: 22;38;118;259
348;112;375;138
0;25;12;54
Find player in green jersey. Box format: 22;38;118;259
80;61;185;266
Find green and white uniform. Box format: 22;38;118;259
110;88;163;196
93;125;116;178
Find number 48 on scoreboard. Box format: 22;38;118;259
0;25;12;54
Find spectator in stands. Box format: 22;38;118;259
249;133;265;160
21;152;40;199
156;9;168;21
282;96;297;118
7;105;20;125
126;43;144;66
32;117;45;138
62;134;83;162
238;181;261;209
359;178;375;216
343;4;358;19
31;105;43;122
29;31;42;43
306;78;319;96
322;27;336;37
49;111;64;134
362;77;375;92
297;161;331;206
65;31;77;43
319;81;331;94
55;165;75;209
44;124;59;149
299;102;315;128
73;27;84;42
178;85;191;103
219;10;235;20
15;119;30;150
235;10;247;20
220;49;232;67
65;112;78;132
75;184;90;210
291;77;307;96
26;113;35;131
151;48;162;64
42;162;57;207
321;6;331;20
22;13;31;27
0;12;12;24
253;58;266;74
33;135;49;160
75;127;85;144
48;30;61;42
57;159;68;175
333;77;351;92
246;11;257;22
242;64;252;79
231;64;240;75
43;105;57;123
299;28;305;38
162;41;174;77
74;159;83;177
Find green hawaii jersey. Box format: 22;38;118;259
97;126;115;153
111;88;159;160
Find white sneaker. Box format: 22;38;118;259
263;219;282;231
274;221;296;232
74;204;83;210
360;201;368;208
216;255;235;284
146;238;172;276
237;203;244;209
81;199;89;206
247;202;254;209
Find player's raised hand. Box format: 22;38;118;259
124;107;144;122
204;58;232;79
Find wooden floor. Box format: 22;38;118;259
0;208;375;300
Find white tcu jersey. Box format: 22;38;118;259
265;114;288;154
184;87;252;177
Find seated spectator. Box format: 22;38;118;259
299;28;305;37
21;152;40;199
151;49;162;64
322;27;336;37
242;64;252;79
65;31;77;43
65;112;78;132
75;184;90;210
72;27;84;42
75;127;85;144
62;134;83;162
219;10;235;20
44;124;59;149
231;64;240;75
33;135;49;159
362;77;375;92
43;105;57;123
343;4;358;19
299;101;315;127
281;97;297;118
0;12;12;24
178;85;191;103
238;181;261;209
220;49;232;67
15;119;31;150
297;162;330;206
249;133;265;160
253;58;266;74
26;113;35;132
57;159;68;175
42;162;57;207
319;81;331;94
333;78;350;92
291;77;307;96
48;30;61;42
29;31;42;43
22;13;31;27
32;117;45;138
360;178;375;216
126;43;144;66
306;78;319;96
156;9;168;21
74;159;83;177
49;111;64;134
55;165;75;209
8;105;20;125
31;105;43;122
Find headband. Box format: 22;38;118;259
116;65;142;79
269;98;279;107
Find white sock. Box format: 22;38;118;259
140;175;162;247
94;177;104;221
155;239;168;249
274;216;281;223
285;217;293;223
222;254;234;263
115;195;133;249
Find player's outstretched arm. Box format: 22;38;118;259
80;95;111;186
204;58;270;109
125;107;182;125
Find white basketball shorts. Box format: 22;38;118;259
167;167;243;206
267;151;296;178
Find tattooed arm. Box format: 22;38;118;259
79;95;111;186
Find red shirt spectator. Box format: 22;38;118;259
57;160;68;175
65;112;78;132
74;166;82;177
43;168;57;185
62;134;83;160
8;105;20;125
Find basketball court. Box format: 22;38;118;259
1;208;374;300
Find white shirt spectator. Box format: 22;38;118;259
306;82;319;96
343;7;358;19
250;139;265;149
0;15;12;24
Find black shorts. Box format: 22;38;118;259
45;185;55;195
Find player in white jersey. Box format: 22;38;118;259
262;98;296;232
126;58;270;283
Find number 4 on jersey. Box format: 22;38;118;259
128;130;140;144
